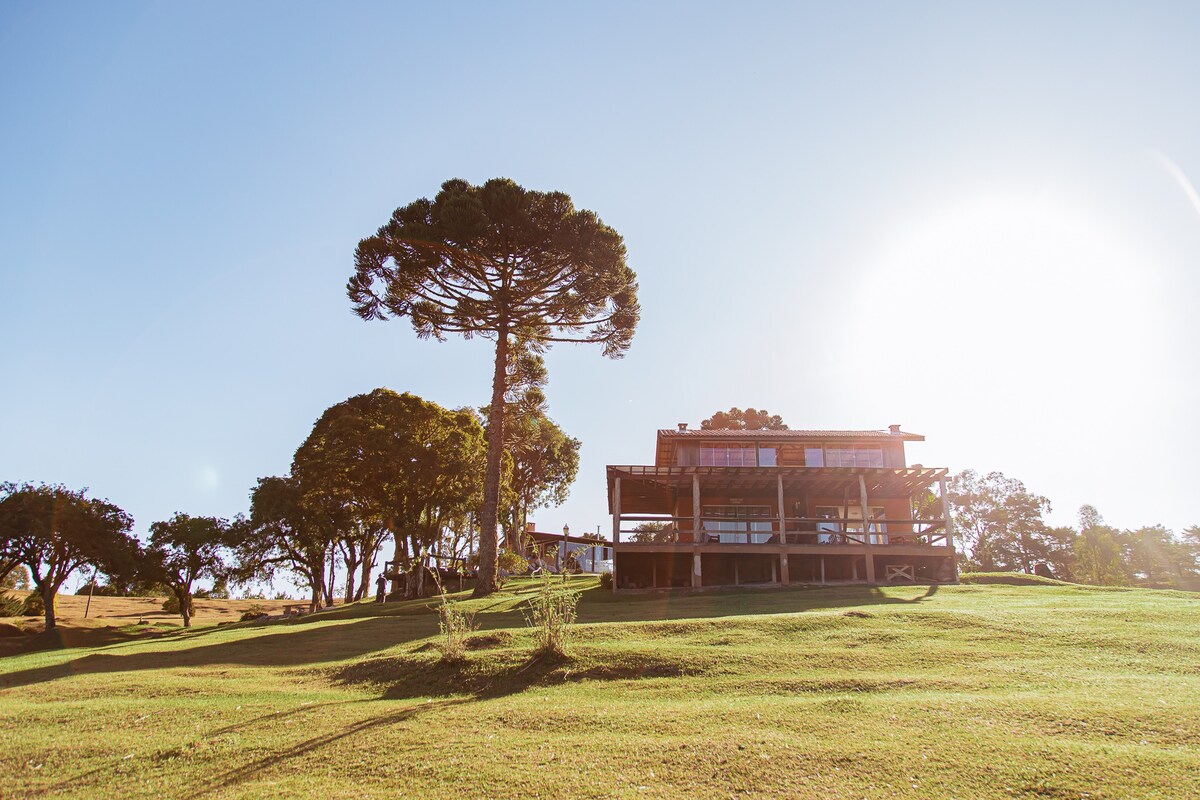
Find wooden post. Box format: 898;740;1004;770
859;474;876;584
940;475;958;582
939;476;953;549
734;557;740;586
777;473;786;543
612;477;622;544
842;485;850;538
779;553;790;585
652;558;658;589
692;473;702;543
692;551;702;588
820;557;826;584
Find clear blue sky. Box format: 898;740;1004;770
3;2;1198;568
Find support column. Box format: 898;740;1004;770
612;477;621;544
820;557;826;585
692;550;702;588
611;476;621;594
860;474;876;585
692;474;702;543
779;552;790;585
940;475;958;582
777;474;786;543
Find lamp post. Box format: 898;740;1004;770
561;523;570;572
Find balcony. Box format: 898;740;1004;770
614;514;951;548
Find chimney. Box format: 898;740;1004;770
889;424;901;434
678;422;688;432
525;522;536;532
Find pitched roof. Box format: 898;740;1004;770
657;428;924;441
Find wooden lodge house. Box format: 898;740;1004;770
606;424;957;591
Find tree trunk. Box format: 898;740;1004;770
356;551;374;602
180;589;192;628
343;545;359;604
474;330;510;597
324;548;336;607
42;586;56;631
309;584;321;613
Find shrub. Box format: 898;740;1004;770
0;593;24;617
429;570;476;663
522;573;581;657
21;592;44;617
497;549;530;576
598;572;613;591
435;596;477;663
240;603;270;622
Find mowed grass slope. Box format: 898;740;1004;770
1;580;1197;799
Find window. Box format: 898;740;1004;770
702;505;774;543
700;447;755;466
804;447;824;467
699;446;776;466
824;447;884;468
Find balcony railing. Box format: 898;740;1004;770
614;514;951;547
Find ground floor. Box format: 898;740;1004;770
613;544;957;591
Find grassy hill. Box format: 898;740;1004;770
1;579;1197;799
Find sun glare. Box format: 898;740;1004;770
855;188;1166;405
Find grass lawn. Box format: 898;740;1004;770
1;578;1197;799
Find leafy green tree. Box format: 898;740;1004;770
947;470;1051;572
291;393;406;602
1;564;30;590
234;476;335;612
498;410;580;555
1074;525;1130;586
349;178;640;596
629;521;671;543
1036;526;1079;581
1124;524;1194;588
1180;525;1200;590
143;514;232;627
0;482;138;629
294;389;486;600
700;408;788;431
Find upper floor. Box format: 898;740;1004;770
654;424;924;470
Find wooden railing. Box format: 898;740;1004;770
614;515;950;547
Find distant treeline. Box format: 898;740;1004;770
947;469;1199;590
1;387;579;630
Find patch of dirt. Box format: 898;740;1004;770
843;610;874;618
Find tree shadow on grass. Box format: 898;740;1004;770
0;615;442;690
575;581;941;624
0;583;943;690
326;644;699;704
183;697;470;800
24;698;466;800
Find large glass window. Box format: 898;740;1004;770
700;447;756;466
824;447;884;468
702;505;774;543
804;447;824;467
